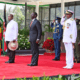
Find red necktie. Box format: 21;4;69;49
30;21;33;27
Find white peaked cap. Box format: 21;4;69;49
67;10;74;14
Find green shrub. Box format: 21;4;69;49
18;28;29;38
42;31;44;36
47;37;54;40
18;28;30;50
2;74;80;80
16;75;67;80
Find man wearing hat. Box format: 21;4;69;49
61;10;77;69
5;13;18;63
51;17;63;61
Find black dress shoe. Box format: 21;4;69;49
5;61;14;63
52;58;60;61
27;64;38;66
74;60;76;63
77;61;80;63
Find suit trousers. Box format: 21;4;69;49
64;42;74;68
6;41;15;62
30;41;39;65
54;39;61;59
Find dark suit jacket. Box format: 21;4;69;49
29;19;42;42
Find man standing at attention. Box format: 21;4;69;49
5;13;18;63
61;10;77;69
27;12;42;66
51;17;63;61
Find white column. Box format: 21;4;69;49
35;1;39;20
61;0;65;17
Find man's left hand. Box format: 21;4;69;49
36;40;39;44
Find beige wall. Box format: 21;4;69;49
0;0;25;4
0;0;80;5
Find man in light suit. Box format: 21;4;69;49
5;13;18;63
61;10;77;69
27;12;42;66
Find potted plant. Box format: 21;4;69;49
42;37;54;53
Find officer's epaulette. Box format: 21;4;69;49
70;18;74;21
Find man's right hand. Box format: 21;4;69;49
63;14;66;18
53;19;55;23
72;43;75;49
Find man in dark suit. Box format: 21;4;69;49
27;12;42;66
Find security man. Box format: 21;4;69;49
51;17;63;61
61;10;77;69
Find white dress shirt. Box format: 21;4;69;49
5;19;18;41
32;18;35;22
61;17;77;43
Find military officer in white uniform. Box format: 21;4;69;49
61;10;77;69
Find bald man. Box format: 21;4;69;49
5;14;18;63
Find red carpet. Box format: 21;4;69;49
0;53;80;79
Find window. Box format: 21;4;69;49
64;7;68;12
26;6;35;27
0;3;5;20
75;5;80;18
56;7;61;17
39;7;49;31
6;4;25;29
69;6;74;18
50;8;55;20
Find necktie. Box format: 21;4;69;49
30;21;33;27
